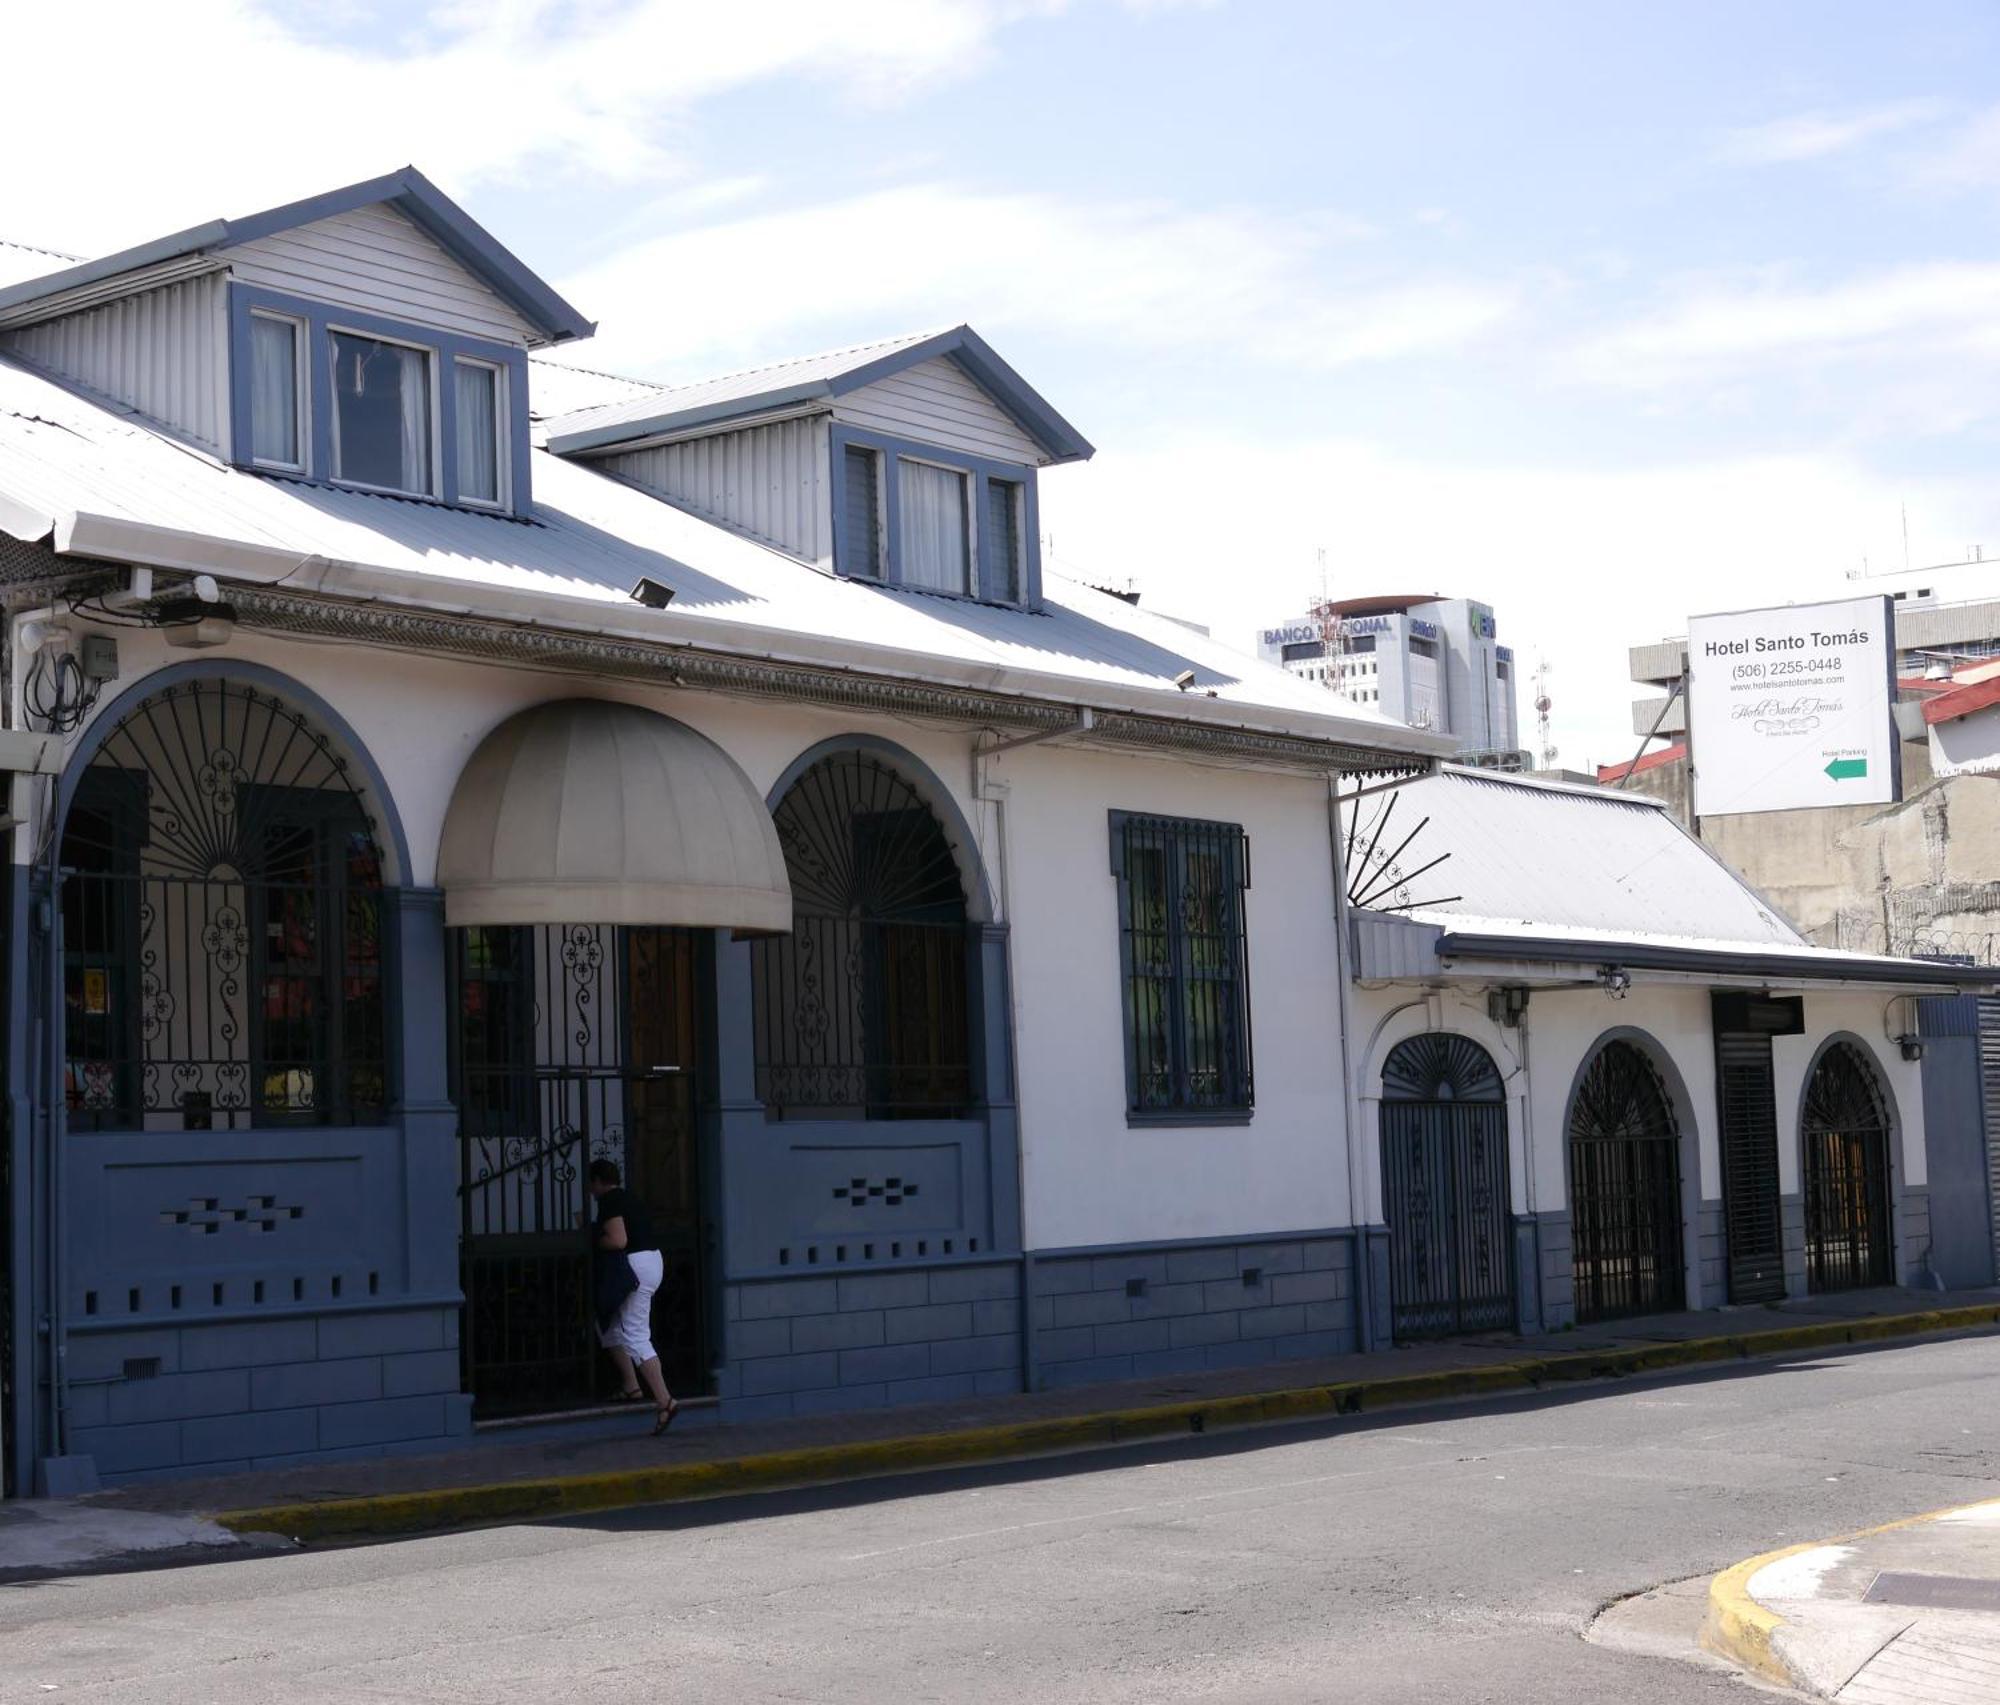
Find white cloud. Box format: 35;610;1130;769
1717;99;1947;165
0;0;1026;253
559;184;1514;376
1036;438;2000;769
1914;105;2000;193
1574;261;2000;392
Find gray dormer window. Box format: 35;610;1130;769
897;458;969;594
248;312;306;472
454;358;504;507
230;283;532;515
840;444;883;577
829;424;1042;608
329;330;434;497
986;477;1023;604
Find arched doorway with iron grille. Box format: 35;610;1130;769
1379;1033;1515;1339
752;749;975;1121
1566;1036;1687;1322
1800;1039;1895;1292
438;697;792;1419
59;674;394;1135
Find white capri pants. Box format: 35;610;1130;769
601;1248;663;1363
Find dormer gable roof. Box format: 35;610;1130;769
545;324;1094;462
0;167;594;347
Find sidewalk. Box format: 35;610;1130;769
1705;1497;2000;1700
36;1283;2000;1565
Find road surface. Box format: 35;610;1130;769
6;1332;2000;1702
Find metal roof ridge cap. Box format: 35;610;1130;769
1435;762;1672;809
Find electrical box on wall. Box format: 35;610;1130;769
80;632;118;683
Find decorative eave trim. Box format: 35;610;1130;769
218;583;1428;776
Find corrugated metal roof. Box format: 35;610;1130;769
0;169;593;345
542;324;1094;463
0;354;1436;755
547;328;944;438
1356;767;1803;948
525;357;668;427
0;239;82;291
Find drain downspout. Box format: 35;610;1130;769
1328;778;1379;1351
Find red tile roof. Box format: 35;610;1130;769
1597;742;1686;784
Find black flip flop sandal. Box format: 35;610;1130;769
653;1399;679;1436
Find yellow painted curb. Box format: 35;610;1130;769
215;1301;2000;1546
1701;1541;1817;1687
1701;1494;2000;1691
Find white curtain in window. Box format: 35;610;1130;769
397;345;431;494
249;316;298;466
897;460;969;593
455;363;500;504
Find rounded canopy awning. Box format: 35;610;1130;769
438;698;793;932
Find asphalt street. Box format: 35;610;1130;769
6;1332;2000;1704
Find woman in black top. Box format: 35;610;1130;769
588;1158;678;1432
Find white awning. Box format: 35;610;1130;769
438;698;792;931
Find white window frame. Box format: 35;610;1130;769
452;355;510;512
326;322;440;500
247;309;309;476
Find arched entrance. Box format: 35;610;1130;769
752;749;973;1119
438;698;791;1416
60;676;389;1132
1379;1034;1514;1339
1802;1041;1894;1291
1568;1039;1685;1321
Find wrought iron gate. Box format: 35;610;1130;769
1380;1035;1515;1339
453;924;708;1417
1569;1040;1685;1322
1802;1042;1893;1292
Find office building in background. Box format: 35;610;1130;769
1255;593;1522;762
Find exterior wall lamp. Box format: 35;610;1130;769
1598;965;1632;999
1898;1034;1925;1062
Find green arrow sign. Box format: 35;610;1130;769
1824;757;1868;781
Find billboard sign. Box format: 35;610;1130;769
1686;594;1898;817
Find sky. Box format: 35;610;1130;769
7;0;2000;767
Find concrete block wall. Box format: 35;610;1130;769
1898;1187;1933;1285
1781;1194;1809;1298
65;1304;471;1483
718;1259;1023;1420
1532;1213;1574;1331
1697;1202;1727;1304
1027;1233;1355;1389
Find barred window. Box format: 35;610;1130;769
59;679;388;1132
753;752;971;1119
1111;812;1253;1119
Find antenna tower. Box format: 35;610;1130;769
1533;657;1556;770
1306;548;1343;696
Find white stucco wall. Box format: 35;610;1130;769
1351;974;1929;1309
998;744;1353;1251
33;624;1361;1258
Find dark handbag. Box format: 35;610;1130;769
593;1247;638;1331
